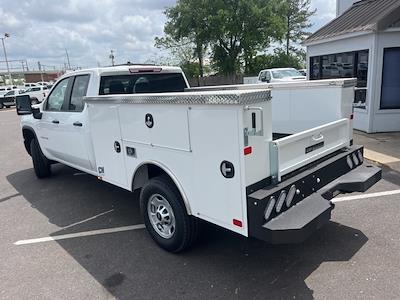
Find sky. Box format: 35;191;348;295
0;0;336;71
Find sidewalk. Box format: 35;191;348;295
354;131;400;167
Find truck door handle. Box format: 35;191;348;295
73;121;83;127
52;120;59;124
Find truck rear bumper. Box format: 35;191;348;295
247;146;381;244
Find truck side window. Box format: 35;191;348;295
46;77;70;111
69;75;90;112
99;73;187;95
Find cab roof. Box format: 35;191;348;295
64;65;183;78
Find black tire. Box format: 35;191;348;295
0;103;3;109
5;105;9;108
30;138;51;178
140;175;198;253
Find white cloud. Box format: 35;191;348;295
310;0;337;31
0;0;336;71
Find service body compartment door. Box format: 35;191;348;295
189;106;246;234
87;102;127;188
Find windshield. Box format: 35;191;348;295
272;69;303;79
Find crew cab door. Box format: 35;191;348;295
37;74;94;171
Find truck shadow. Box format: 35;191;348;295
7;165;368;300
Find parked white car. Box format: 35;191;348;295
24;83;38;88
16;65;381;252
0;85;17;97
258;68;306;83
23;85;50;104
36;81;50;86
0;88;25;108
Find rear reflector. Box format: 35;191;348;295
244;146;252;155
233;219;243;227
129;68;162;73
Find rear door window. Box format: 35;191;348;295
68;75;90;112
99;73;187;95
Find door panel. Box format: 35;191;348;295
37;75;93;171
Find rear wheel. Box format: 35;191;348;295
30;138;51;178
0;103;3;109
140;175;198;253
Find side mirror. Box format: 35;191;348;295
16;95;42;119
16;95;32;115
260;76;267;82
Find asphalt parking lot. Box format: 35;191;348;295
1;108;400;300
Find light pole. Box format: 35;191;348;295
109;50;115;66
0;33;12;85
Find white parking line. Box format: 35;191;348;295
61;209;114;230
13;190;400;246
14;224;145;246
333;189;400;203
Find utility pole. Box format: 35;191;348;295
1;33;12;85
38;61;44;82
65;48;71;70
109;50;115;66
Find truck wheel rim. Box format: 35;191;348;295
147;194;176;239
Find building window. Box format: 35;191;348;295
310;50;369;108
380;47;400;110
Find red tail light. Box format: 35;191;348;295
233;219;243;227
244;146;252;155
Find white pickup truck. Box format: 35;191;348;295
16;65;381;252
22;85;50;104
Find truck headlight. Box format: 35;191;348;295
264;196;276;220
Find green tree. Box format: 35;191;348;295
155;0;210;77
281;0;316;56
245;50;305;76
209;0;284;75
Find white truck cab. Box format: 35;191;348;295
16;65;381;252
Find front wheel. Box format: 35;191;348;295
30;138;51;178
140;175;198;253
